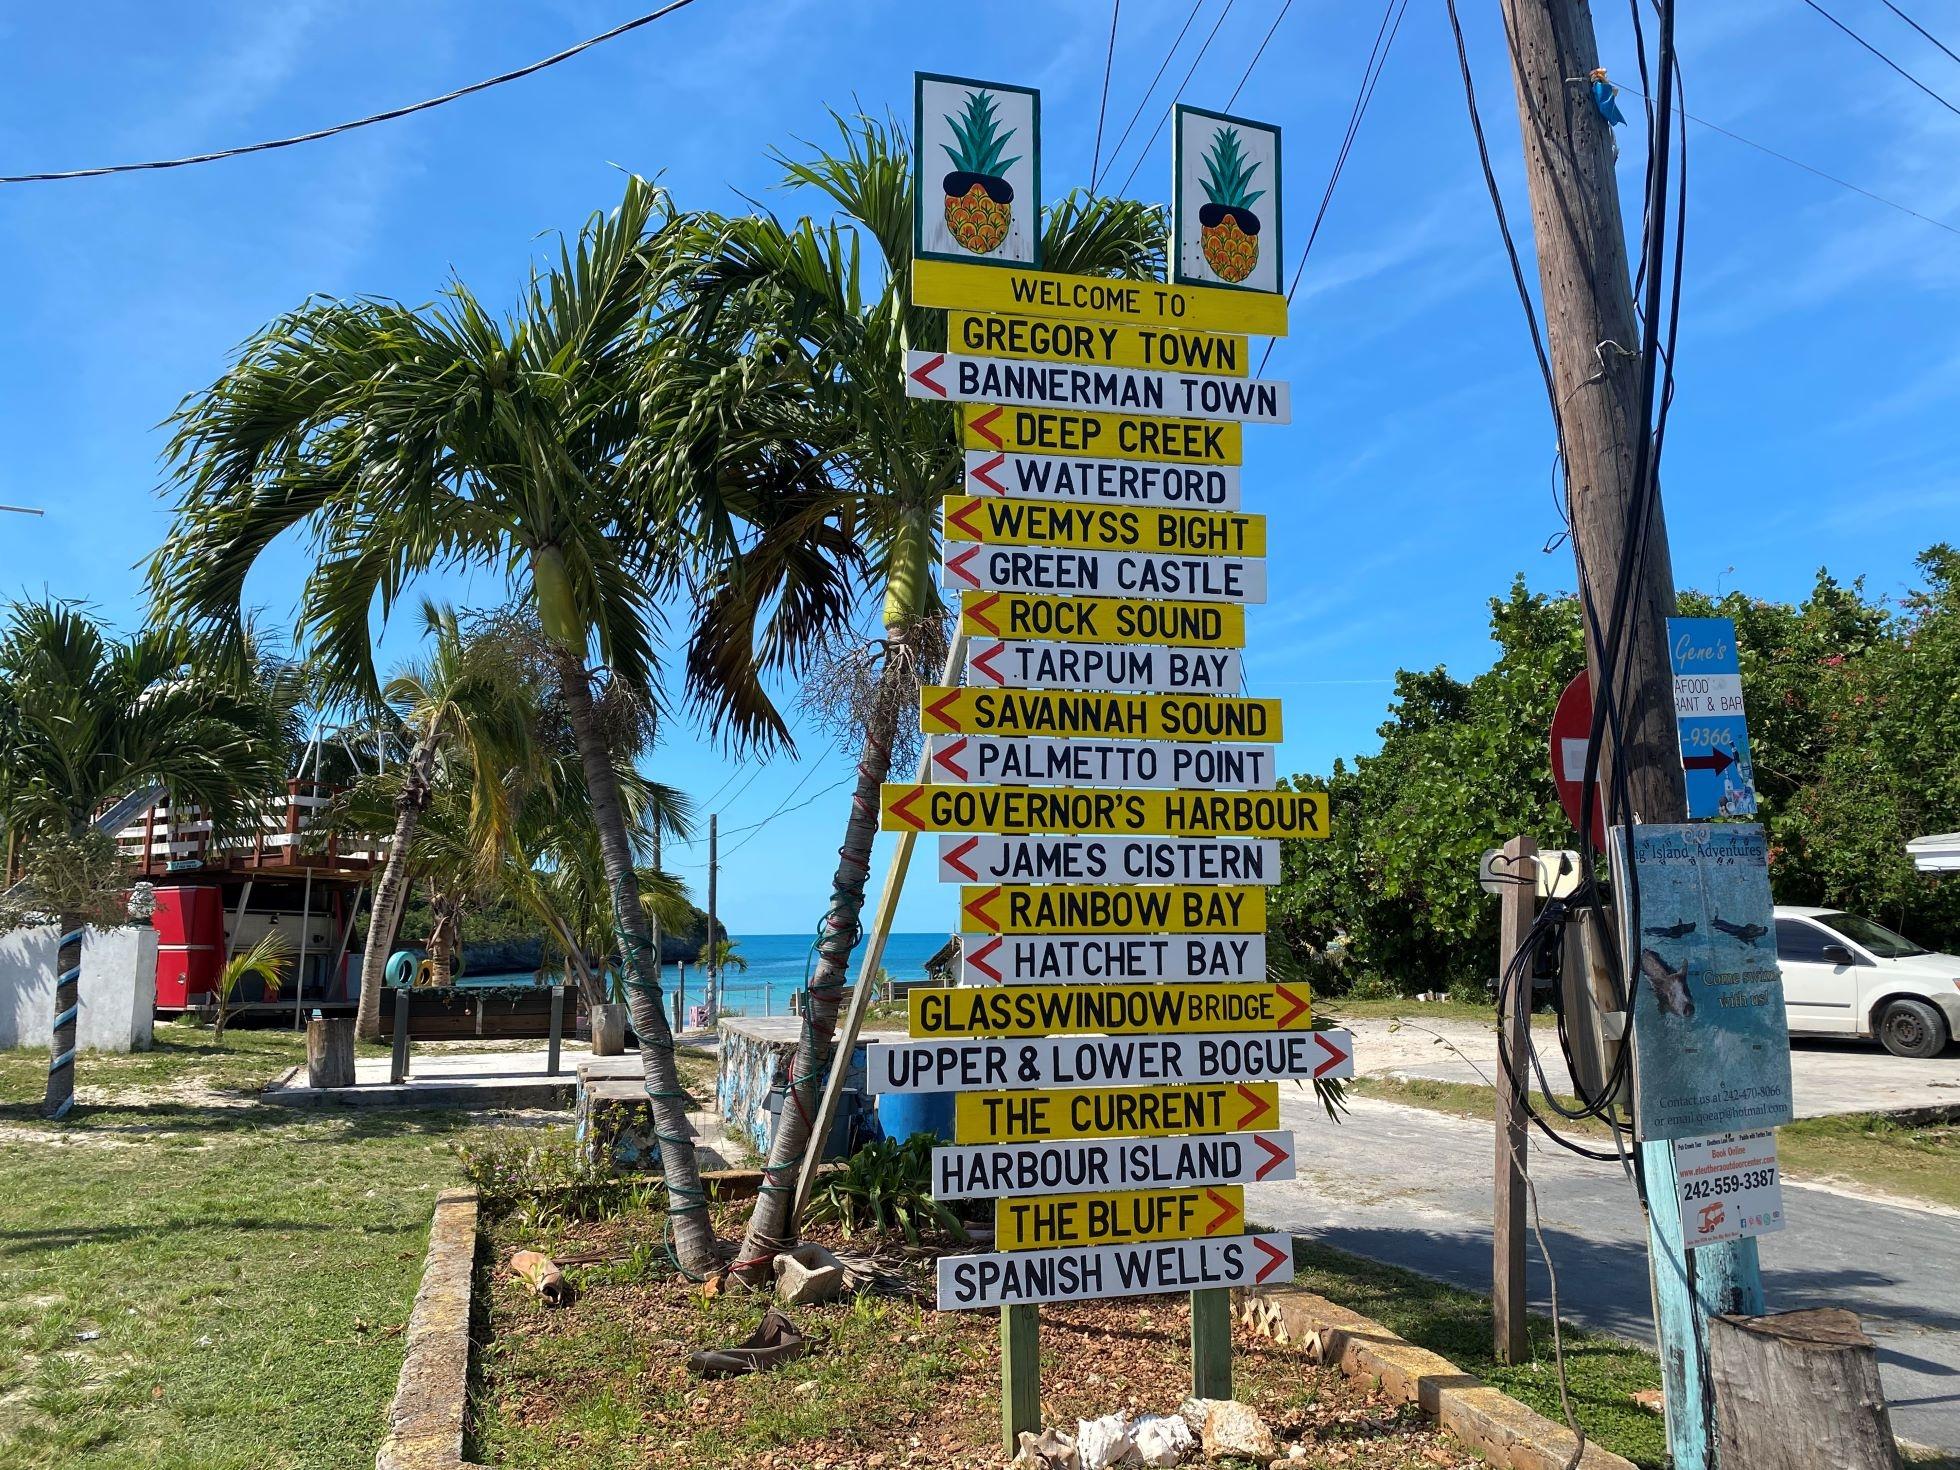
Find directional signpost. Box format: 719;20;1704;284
882;74;1330;1449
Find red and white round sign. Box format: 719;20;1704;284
1549;671;1607;850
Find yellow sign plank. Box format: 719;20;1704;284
881;783;1329;839
961;591;1245;648
921;685;1279;742
953;1081;1279;1143
948;312;1248;376
909;981;1314;1039
958;883;1266;935
944;494;1263;557
915;258;1290;337
995;1185;1245;1251
961;404;1241;465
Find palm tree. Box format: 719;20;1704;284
146;178;830;1274
212;929;292;1043
650;115;1166;1283
349;601;536;1040
0;601;286;1117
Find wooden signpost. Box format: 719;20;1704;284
879;74;1320;1453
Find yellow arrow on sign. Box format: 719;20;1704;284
962;404;1242;465
953;1080;1280;1143
880;783;1329;838
995;1185;1246;1252
919;686;1281;743
909;981;1314;1039
961;591;1246;648
948;312;1249;377
914;259;1289;337
944;494;1264;556
958;883;1267;934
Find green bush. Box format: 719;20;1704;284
808;1133;966;1244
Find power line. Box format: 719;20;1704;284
1877;0;1960;68
1113;0;1239;198
1797;0;1960;119
1090;0;1124;186
721;766;850;856
1226;0;1294;110
1091;0;1206;192
0;0;703;184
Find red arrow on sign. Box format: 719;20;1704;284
1312;1031;1350;1079
945;498;985;540
1273;983;1309;1030
1252;1236;1289;1283
970;453;1008;495
966;592;1002;636
1235;1083;1273;1129
962;886;1001;930
1252;1134;1290;1181
1682;747;1736;774
1203;1188;1241;1236
888;786;926;831
970;641;1006;685
908;352;947;397
946;545;982;589
942;837;981;881
922;689;962;730
967;936;1003;983
932;736;970;780
969;406;1006;449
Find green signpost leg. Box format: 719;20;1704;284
1644;1138;1767;1469
1001;1304;1041;1457
1190;1288;1233;1401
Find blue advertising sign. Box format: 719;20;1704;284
1666;617;1757;818
1611;823;1793;1141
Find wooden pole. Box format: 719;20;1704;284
1493;833;1537;1364
291;867;314;1030
1492;4;1764;1461
1707;1310;1901;1470
1190;1289;1233;1400
1001;1303;1041;1457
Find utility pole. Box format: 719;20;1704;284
1494;3;1763;1465
705;813;718;1027
1493;834;1537;1364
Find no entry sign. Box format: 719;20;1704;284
953;1080;1278;1144
928;734;1275;789
996;1184;1244;1251
1549;671;1607;849
937;835;1281;885
959;934;1268;985
957;883;1264;934
964;451;1242;509
941;542;1266;602
943;493;1263;556
908;981;1312;1039
932;1131;1297;1199
935;1232;1294;1311
947;312;1248;376
906;350;1290;424
920;685;1280;742
966;638;1242;694
880;783;1330;838
961;404;1242;466
961;590;1246;647
870;1030;1354;1093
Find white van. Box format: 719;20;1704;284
1774;906;1960;1058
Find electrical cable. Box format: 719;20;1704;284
1876;0;1960;68
1091;0;1206;192
1226;0;1294;110
1112;0;1240;198
0;0;703;184
1090;0;1124;188
1797;0;1960;118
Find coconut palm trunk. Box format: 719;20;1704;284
40;916;85;1120
353;736;438;1040
554;649;718;1275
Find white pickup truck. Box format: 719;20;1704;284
1774;906;1960;1058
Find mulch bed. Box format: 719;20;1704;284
470;1202;1480;1470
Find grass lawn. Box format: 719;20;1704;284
1289;1241;1667;1469
0;1023;528;1470
1350;1075;1960;1211
1317;996;1557;1029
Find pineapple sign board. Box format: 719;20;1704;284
1174;106;1284;296
916;74;1041;269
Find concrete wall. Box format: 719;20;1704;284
0;925;158;1052
716;1016;870;1157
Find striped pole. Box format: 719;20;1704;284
43;923;83;1120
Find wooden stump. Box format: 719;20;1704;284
591;1002;628;1057
1708;1309;1900;1470
306;1017;355;1089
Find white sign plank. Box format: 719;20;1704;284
967;638;1243;695
962;933;1266;984
932;1131;1298;1199
942;542;1266;604
871;1030;1353;1094
965;450;1242;509
937;1232;1294;1310
907;350;1290;424
928;734;1275;790
939;835;1281;885
1674;1130;1785;1248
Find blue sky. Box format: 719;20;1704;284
2;1;1956;938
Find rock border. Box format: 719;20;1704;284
376;1187;485;1470
1235;1281;1637;1470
